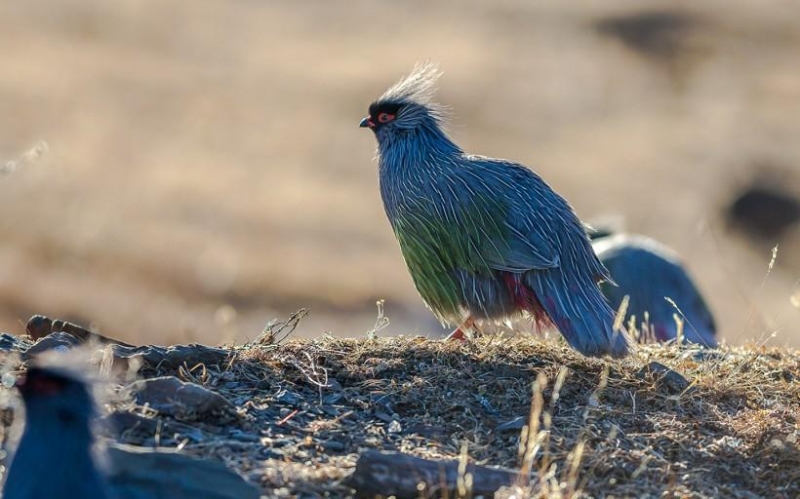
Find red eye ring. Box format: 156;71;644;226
377;112;395;124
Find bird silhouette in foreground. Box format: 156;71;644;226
3;363;115;499
2;358;260;499
590;231;717;347
360;63;629;357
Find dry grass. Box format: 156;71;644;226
99;327;799;498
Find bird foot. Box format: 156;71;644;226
445;317;475;342
445;328;469;342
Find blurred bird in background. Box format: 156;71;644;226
361;63;629;358
590;231;717;347
2;357;260;499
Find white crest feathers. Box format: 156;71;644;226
378;61;442;106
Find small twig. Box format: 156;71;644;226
276;409;299;426
255;309;308;346
366;299;391;339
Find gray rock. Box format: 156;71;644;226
23;332;83;358
111;343;233;370
124;376;236;419
636;362;693;394
0;333;31;353
26;314;136;347
106;443;260;499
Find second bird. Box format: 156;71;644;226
360;64;628;357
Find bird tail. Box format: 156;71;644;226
525;270;630;358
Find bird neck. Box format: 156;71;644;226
378;117;462;167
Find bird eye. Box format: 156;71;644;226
377;112;395;123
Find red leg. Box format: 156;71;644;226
445;316;474;342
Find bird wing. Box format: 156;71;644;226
446;156;565;273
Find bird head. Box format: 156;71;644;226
360;62;448;143
16;364;96;430
359;102;403;132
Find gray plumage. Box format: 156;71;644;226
361;63;629;357
591;233;717;347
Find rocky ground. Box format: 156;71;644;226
1;314;797;498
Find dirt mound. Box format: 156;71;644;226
2;316;798;498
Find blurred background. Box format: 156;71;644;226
0;0;797;346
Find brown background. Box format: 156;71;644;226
0;0;797;346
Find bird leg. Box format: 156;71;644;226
445;316;475;342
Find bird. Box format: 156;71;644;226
2;357;261;499
3;363;115;499
360;63;629;357
589;231;717;347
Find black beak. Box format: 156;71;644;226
359;117;372;128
